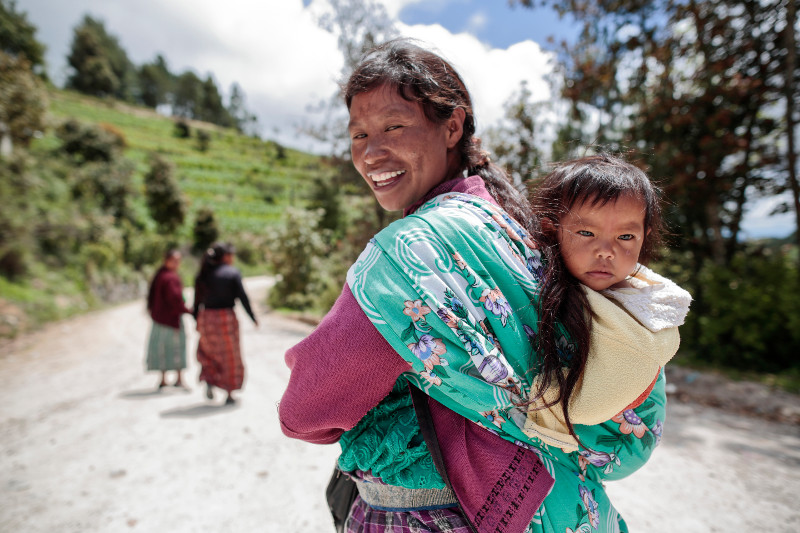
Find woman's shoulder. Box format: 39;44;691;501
219;264;242;277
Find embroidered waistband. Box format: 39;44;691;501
354;479;458;512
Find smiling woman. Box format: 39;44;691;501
280;39;551;532
277;39;679;533
347;83;464;212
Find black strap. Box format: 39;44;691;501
409;383;479;533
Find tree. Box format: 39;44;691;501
227;82;259;136
0;0;46;77
138;54;172;109
144;154;185;233
66;16;136;100
192;207;219;253
0;51;47;148
308;0;397;163
172;71;235;128
514;0;798;265
309;0;399;229
172;70;203;119
485;81;547;186
781;0;800;254
514;0;800;373
198;75;233;127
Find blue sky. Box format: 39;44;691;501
17;0;794;238
398;1;580;48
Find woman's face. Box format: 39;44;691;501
348;83;465;212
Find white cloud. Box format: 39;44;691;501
396;23;554;135
20;0;554;153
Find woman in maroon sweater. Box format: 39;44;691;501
146;249;192;388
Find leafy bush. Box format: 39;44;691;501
56;118;125;162
173;119;190;138
0;152;36;279
71;158;135;221
0;51;48;147
265;207;329;310
232;236;259;266
192;207;219;253
307;174;344;239
0;243;27;280
123;226;171;270
144;153;186;233
196;129;211;152
675;246;800;374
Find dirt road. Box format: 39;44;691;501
1;277;798;532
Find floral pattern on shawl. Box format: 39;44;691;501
345;192;668;533
347;193;552;446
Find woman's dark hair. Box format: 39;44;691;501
529;153;664;444
194;242;234;307
343;38;534;229
163;248;180;261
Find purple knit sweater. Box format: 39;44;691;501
279;176;554;532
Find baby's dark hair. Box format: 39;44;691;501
533;153;663;264
528;153;664;446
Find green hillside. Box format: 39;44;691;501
43;89;326;234
1;87;333;338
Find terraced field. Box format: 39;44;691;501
45;89;325;234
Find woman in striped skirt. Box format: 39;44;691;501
193;242;258;405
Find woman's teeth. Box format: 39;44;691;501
369;170;406;186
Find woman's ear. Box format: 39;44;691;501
445;108;466;149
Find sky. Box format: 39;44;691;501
15;0;795;238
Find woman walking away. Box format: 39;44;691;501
146;249;192;389
193;242;258;405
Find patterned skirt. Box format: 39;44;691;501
146;320;186;371
346;496;473;533
196;308;244;392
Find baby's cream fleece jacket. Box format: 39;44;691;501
523;265;692;451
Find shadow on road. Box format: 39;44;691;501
118;387;192;400
159;403;236;418
119;389;168;399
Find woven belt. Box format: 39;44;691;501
354;478;458;512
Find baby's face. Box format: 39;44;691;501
557;196;647;291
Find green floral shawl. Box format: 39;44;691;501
346;192;566;447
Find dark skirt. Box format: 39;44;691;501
146;321;186;371
346;496;472;533
196;308;244;392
